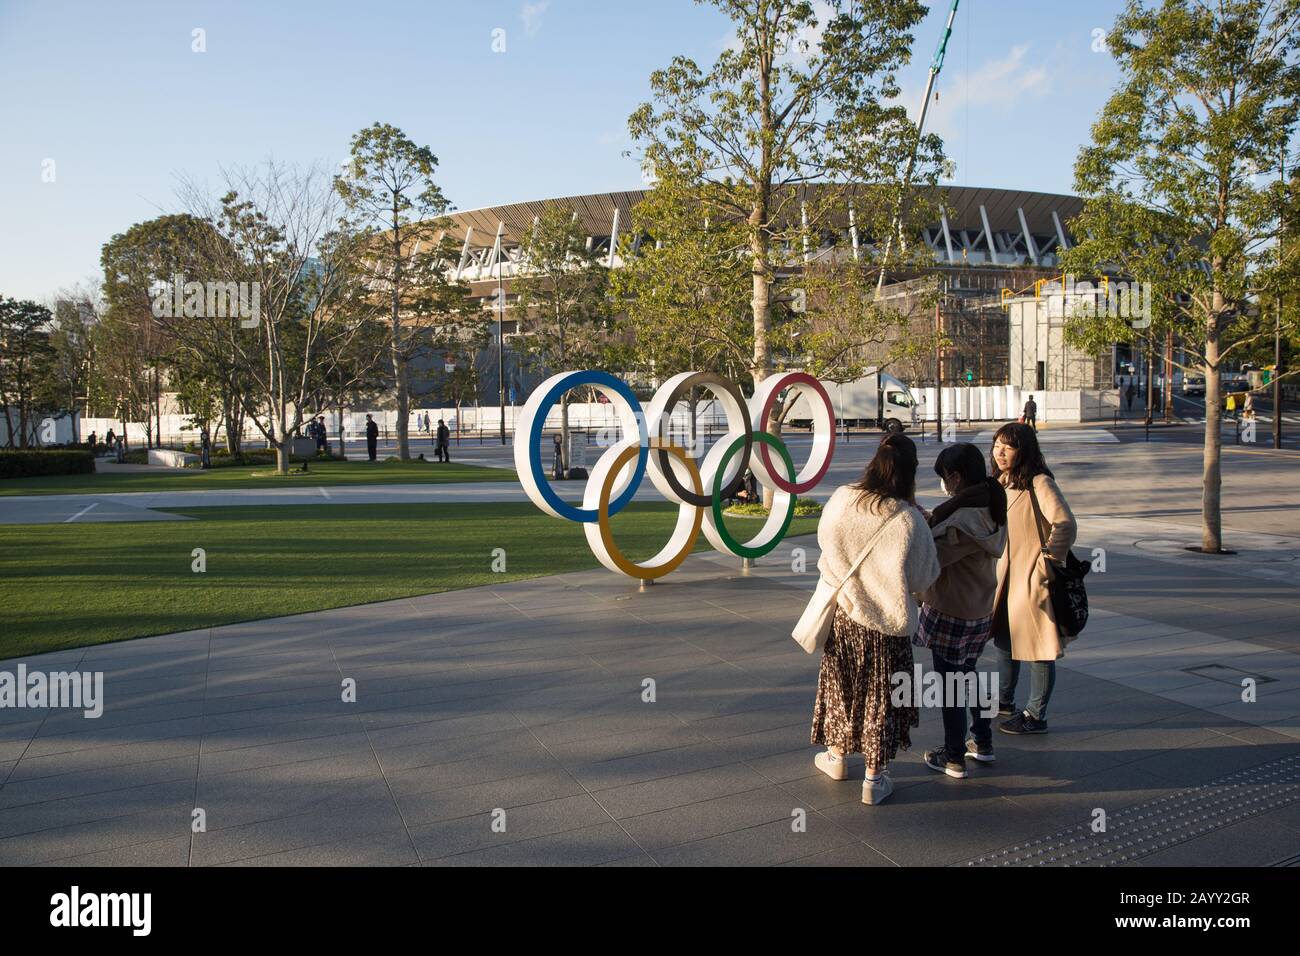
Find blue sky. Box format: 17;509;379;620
0;0;1128;300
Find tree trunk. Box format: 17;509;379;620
751;208;775;508
391;317;410;461
276;441;290;475
1202;308;1223;553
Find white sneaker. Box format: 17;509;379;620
862;771;894;805
814;750;848;781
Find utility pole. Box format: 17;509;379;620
934;300;944;441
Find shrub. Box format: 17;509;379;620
724;495;822;518
0;450;96;479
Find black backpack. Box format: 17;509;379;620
1027;483;1089;637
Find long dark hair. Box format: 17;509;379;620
935;442;1007;525
851;432;917;513
990;422;1053;490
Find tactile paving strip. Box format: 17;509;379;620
960;754;1300;867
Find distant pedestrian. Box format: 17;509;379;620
436;419;450;463
314;416;327;453
200;426;212;469
115;435;125;463
1125;383;1137;410
1226;393;1237;421
1022;396;1038;430
989;423;1078;735
809;433;940;806
424;412;431;433
365;414;378;461
88;431;97;454
104;428;115;450
916;443;1007;777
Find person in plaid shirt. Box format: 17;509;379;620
915;444;1007;778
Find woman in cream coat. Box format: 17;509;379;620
810;434;940;806
989;423;1077;735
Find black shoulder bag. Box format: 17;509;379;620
1027;482;1090;637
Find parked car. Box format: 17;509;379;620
1182;374;1206;397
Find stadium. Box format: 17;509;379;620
423;184;1105;407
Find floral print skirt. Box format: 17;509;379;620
811;607;918;766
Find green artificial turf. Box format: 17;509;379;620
0;502;819;657
0;458;517;496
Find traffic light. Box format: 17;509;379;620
965;370;973;383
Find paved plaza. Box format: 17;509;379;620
1;432;1298;866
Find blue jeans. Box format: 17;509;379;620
932;650;992;755
998;646;1056;721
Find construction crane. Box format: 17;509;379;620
876;0;961;295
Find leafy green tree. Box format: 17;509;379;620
181;162;368;474
629;0;942;425
0;297;57;448
1061;0;1300;552
511;202;614;471
335;123;468;460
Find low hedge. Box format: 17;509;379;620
0;450;96;479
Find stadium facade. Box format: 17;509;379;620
419;185;1112;408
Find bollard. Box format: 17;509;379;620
638;578;655;592
741;558;754;575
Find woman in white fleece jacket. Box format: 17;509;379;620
810;433;940;806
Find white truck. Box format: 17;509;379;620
784;370;921;433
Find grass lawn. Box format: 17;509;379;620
0;502;818;658
0;458;516;496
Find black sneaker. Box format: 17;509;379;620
924;746;968;778
964;738;995;762
998;711;1048;735
997;702;1015;717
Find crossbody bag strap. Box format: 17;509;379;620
1025;479;1054;560
837;508;908;586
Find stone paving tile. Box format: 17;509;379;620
0;720;44;764
618;784;811;853
191;778;406;866
35;836;192;867
194;753;383;832
396;769;589;830
648;813;857;867
778;842;897;867
24;716;206;761
410;793;611;862
224;831;418;867
588;761;774;819
820;780;1035;867
0;755;198;811
0;777;194;842
0;797;193;866
429;821;644;867
383;739;561;798
197;730;373;777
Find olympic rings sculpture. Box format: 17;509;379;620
513;369;837;580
